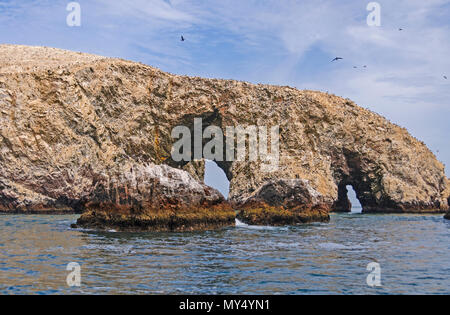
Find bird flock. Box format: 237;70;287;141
179;28;446;156
179;31;446;80
330;28;447;81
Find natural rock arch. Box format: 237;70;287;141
0;45;448;229
163;103;448;215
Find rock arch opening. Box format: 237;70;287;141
333;182;363;213
168;110;235;196
204;160;230;199
347;185;362;213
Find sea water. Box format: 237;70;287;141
0;213;449;295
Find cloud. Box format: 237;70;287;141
96;0;195;23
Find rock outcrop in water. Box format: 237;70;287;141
76;163;234;231
443;179;450;220
0;45;448;229
236;179;331;225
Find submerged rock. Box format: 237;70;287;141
0;44;449;230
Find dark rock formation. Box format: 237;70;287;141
441;180;450;220
76;164;235;232
446;196;450;220
332;184;353;212
236;179;330;225
0;44;449;228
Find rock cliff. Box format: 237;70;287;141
0;45;449;228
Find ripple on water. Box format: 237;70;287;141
0;213;449;294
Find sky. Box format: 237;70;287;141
1;0;449;200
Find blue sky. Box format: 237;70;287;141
1;0;449;198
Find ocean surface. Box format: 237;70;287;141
0;211;449;295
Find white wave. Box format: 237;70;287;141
318;242;348;250
318;242;366;251
235;218;285;231
235;218;249;227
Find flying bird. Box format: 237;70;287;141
181;36;185;42
363;65;367;68
444;75;448;80
331;57;343;62
399;28;403;31
353;66;358;69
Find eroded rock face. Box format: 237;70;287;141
239;179;324;208
236;179;330;225
442;179;450;220
0;45;449;227
76;163;234;231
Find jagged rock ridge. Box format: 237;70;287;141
0;45;449;228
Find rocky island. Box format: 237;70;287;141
0;44;449;230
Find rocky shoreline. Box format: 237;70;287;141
1;44;449;230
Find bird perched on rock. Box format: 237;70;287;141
331;57;343;62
